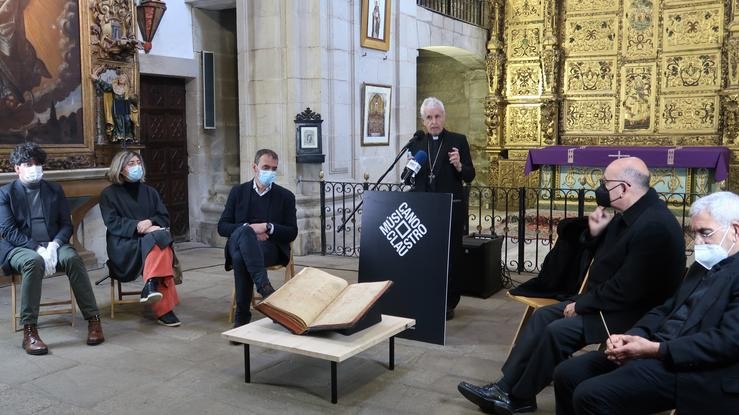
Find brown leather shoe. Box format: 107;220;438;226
86;316;105;345
22;324;49;355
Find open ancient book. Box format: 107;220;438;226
254;267;393;335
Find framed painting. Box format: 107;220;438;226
360;0;391;51
0;0;94;169
361;83;391;146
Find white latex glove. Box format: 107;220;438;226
35;246;55;276
47;241;59;269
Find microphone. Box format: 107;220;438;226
401;150;428;181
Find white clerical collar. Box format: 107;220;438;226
432;135;439;140
253;180;272;196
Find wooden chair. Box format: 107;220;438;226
227;252;295;323
506;263;592;356
109;276;142;319
5;271;77;332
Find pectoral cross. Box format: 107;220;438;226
429;172;435;183
608;150;630;159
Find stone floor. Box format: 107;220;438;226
0;243;554;415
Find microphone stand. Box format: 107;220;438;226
337;138;415;232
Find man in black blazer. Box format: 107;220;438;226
553;191;739;415
218;149;298;327
408;97;475;319
458;157;685;414
0;142;104;355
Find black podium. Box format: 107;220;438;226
358;190;451;345
459;235;504;298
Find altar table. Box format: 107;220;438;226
524;146;730;181
222;315;415;403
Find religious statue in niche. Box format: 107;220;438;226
92;68;138;143
367;93;386;137
90;0;140;61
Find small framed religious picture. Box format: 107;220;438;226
361;83;392;146
360;0;391;51
294;108;325;163
299;126;319;149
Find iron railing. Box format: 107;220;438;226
417;0;489;28
310;179;703;274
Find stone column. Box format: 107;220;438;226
484;0;505;187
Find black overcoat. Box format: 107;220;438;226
99;183;171;282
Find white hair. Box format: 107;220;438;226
689;191;739;227
419;97;445;118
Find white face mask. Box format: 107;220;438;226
694;227;735;270
21;165;43;184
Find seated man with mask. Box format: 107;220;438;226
553;191;739;415
0;142;104;355
458;156;686;415
218;149;298;329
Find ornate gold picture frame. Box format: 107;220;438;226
0;0;95;169
360;0;391;51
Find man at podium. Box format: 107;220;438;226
407;97;475;320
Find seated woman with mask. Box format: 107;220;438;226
100;151;181;326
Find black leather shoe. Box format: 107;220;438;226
140;279;163;303
491;396;538;415
446;307;455;321
257;282;275;299
457;382;536;414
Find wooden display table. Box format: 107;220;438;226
222;315;415;403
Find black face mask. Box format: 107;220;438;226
595;182;627;207
595;183;613;207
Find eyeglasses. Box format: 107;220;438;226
599;178;631;188
693;227;723;240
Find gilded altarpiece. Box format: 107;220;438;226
486;0;739;195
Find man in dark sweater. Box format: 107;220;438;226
0;142;104;355
218;149;298;327
553;191;739;415
458;157;685;414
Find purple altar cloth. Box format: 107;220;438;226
524;146;731;181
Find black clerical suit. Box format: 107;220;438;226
554;256;739;415
499;188;686;401
407;129;475;309
217;180;297;322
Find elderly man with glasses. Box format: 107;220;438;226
458;156;686;415
553;191;739;415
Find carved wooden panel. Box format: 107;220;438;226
564;99;616;133
507;63;542;97
620;63;656;133
564;58;616;94
505;105;541;145
663;5;722;52
662;51;720;92
660;95;719;133
507;0;543;23
508;26;542;60
565;16;618;56
623;0;658;59
566;0;618;13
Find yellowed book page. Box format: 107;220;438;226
260;267;348;325
310;281;390;328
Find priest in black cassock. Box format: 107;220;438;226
100;151;182;327
407;97;475;320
